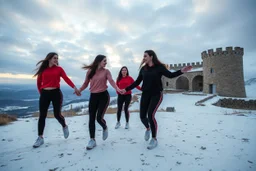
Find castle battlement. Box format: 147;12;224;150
168;62;203;70
201;46;244;59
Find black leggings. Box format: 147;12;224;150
116;94;131;122
38;89;66;136
88;90;110;139
140;92;163;138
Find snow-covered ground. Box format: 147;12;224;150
62;101;89;111
246;84;256;98
1;86;256;171
0;106;30;112
62;96;118;113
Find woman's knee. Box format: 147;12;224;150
39;113;47;120
96;116;102;123
147;116;154;123
53;112;61;119
140;115;148;122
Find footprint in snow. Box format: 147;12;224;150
241;138;249;142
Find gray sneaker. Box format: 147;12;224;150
33;136;44;148
86;139;96;150
115;122;121;129
102;127;108;140
147;138;158;150
144;129;150;141
125;122;129;129
63;126;69;139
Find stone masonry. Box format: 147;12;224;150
201;47;246;97
213;98;256;110
162;46;246;98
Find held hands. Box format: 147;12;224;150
116;87;122;94
181;65;192;73
120;89;126;94
116;87;126;94
73;87;81;96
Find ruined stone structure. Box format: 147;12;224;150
162;62;204;92
202;47;246;97
162;46;246;98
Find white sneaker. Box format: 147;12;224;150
102;127;108;140
63;126;69;139
86;139;96;150
115;122;121;129
144;129;150;141
125;122;129;129
147;138;158;150
33;136;44;148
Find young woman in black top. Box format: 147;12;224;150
121;50;192;149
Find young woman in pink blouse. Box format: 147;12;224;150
78;55;121;150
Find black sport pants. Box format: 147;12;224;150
38;89;66;136
88;90;110;139
116;94;131;123
140;92;163;138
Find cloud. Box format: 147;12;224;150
0;0;255;85
0;73;35;79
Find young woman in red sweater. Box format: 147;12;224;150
115;66;141;129
33;52;80;148
78;54;121;150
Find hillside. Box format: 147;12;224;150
0;93;255;171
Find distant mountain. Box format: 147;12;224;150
245;78;256;85
0;84;119;117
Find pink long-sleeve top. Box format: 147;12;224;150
80;68;117;93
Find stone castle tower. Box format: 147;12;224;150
201;47;246;97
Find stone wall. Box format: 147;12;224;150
213;98;256;110
201;46;246;97
168;62;203;70
162;71;203;91
163;46;246;98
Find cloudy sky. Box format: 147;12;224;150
0;0;255;86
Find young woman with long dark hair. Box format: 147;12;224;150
78;55;121;150
33;52;80;148
115;66;141;129
121;50;192;149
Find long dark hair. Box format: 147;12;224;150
139;50;164;69
117;66;129;83
34;52;58;77
82;54;106;79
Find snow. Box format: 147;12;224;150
188;67;203;72
22;99;38;102
245;84;256;98
129;101;140;111
62;101;88;111
0;106;30;112
245;78;256;86
170;67;203;72
0;86;256;171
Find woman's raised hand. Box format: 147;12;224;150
181;66;192;73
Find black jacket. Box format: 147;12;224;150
125;64;183;95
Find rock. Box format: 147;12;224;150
166;107;175;112
200;146;206;150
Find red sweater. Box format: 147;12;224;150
116;76;141;95
37;66;75;93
